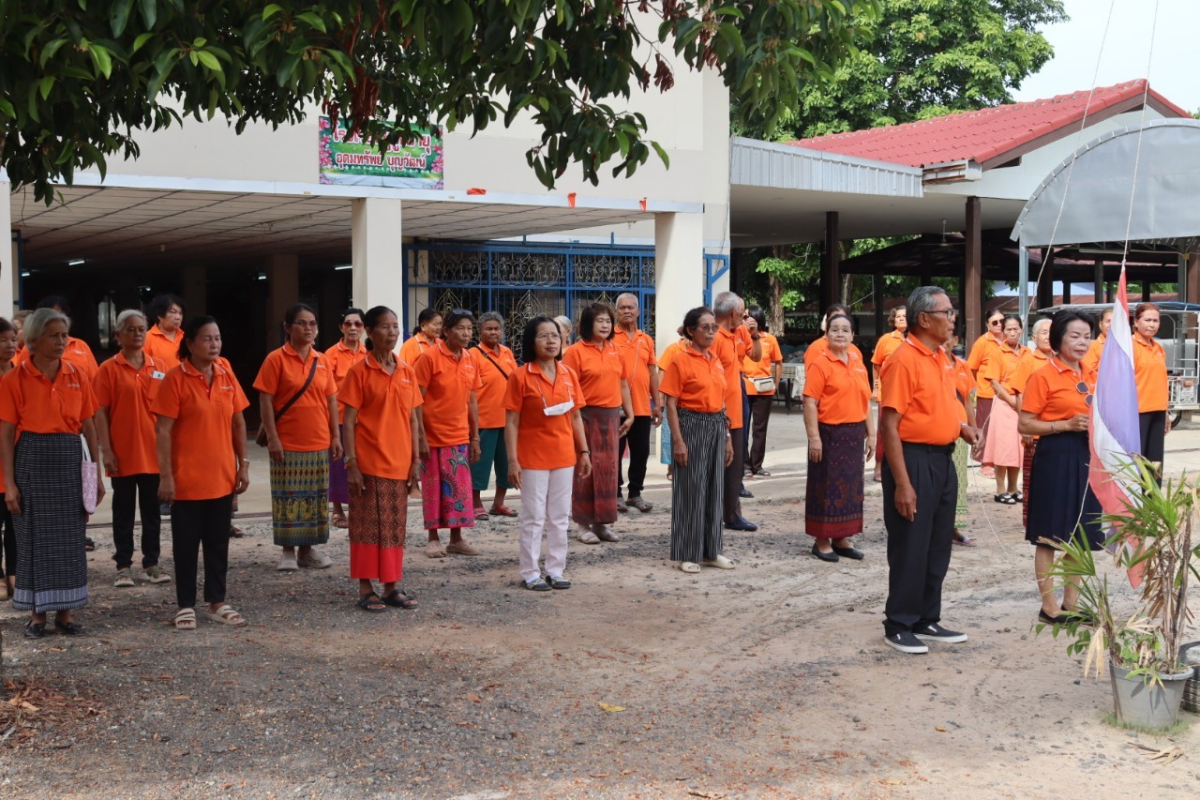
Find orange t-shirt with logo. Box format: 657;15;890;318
614;327;657;415
1008;348;1050;396
503;362;585;470
804;347;870;425
340;354;423;480
144;325;183;372
14;336;99;385
413;341;484;448
562;340;627;409
325;340;368;424
1022;357;1096;422
967;332;1003;399
1132;334;1168;413
880;336;964;445
253;344;338;453
1082;334;1106;376
93;352;166;475
151;360;249;501
472;343;519;429
744;332;783;396
660;345;727;414
398;333;437;366
712;328;745;429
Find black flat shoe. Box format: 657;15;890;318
1062;605;1095;625
832;545;864;560
724;517;758;532
739;487;754;499
54;619;85;636
24;622;46;639
1038;608;1068;625
811;543;839;563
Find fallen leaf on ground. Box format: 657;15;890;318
598;703;626;713
934;725;947;732
467;693;482;703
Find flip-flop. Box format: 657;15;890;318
206;604;248;627
382;589;418;609
489;505;518;517
473;507;489;520
357;593;388;613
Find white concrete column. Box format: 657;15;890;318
0;184;13;317
654;211;705;355
350;198;404;316
264;253;300;345
182;265;207;317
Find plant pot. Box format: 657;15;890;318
1110;662;1193;729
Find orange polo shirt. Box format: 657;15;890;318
562;340;627;409
1132;334;1168;413
144;325;183;371
413;341;483;448
658;338;688;372
744;332;783;396
1008;348;1050;396
93;352;166;475
152;360;249;501
325;339;368;424
14;336;99;384
398;333;437;366
614;327;657;416
660;344;727;414
1022;357;1095;422
503;361;585;471
0;359;95;435
967;332;1003;399
871;330;906;368
803;347;870;425
980;341;1022;390
1082;334;1106;376
951;353;973;411
472;343;518;429
712;328;745;428
804;337;864;368
253;343;337;453
340;354;423;480
880;335;963;445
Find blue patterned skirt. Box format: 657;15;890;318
270;449;330;547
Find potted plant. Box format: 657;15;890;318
1039;456;1199;730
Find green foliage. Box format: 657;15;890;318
735;0;1067;140
0;0;877;204
1036;456;1200;683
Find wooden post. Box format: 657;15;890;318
820;211;839;314
1037;248;1056;310
873;272;884;339
963;197;983;342
1142;280;1152;303
1094;257;1104;302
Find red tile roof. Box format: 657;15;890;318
788;80;1191;169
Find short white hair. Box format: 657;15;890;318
23;307;70;347
1032;318;1051;337
115;309;148;331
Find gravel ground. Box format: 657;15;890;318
2;417;1199;797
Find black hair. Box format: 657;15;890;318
284;303;317;327
827;312;857;334
578;302;617;342
0;318;13;336
824;303;850;321
362;306;396;352
441;308;475;339
148;293;185;323
986;307;1005;323
339;307;365;325
680;306;715;341
746;305;767;332
1001;314;1022;330
1049;310;1094;353
179;315;218;361
413;307;442;337
521;316;559;362
37;295;71;315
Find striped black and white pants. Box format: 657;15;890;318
670;409;725;563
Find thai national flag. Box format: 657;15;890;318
1087;267;1143;587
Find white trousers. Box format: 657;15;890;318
518;467;573;582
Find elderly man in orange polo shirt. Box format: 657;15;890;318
712;292;761;532
879;286;979;655
613;293;659;513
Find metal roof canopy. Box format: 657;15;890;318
1009;119;1200;321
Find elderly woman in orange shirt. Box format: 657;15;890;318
0;308;104;638
804;314;875;562
979;314;1025;503
505;316;591;591
94;309;171;588
153;316;251;630
1082;307;1112;375
400;308;442;365
144;294;185;371
1018;311;1102;624
0;318;17;601
414;309;484;558
254;303;341;572
1009;317;1052;530
325;307;367;529
562;302;633;545
471;311;519;519
342;306;425;612
870;306;907;481
1132;303;1169;477
661;306;734;574
967;308;1006;437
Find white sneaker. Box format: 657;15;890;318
298;548;333;569
277;552;299;571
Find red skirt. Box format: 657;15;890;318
573;407;620;526
348;474;407;583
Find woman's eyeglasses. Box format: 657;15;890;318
988;319;1003;327
696;324;719;333
1076;381;1094;407
343;321;364;327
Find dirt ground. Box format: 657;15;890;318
1;409;1198;798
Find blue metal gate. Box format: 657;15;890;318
704;253;730;308
403;241;657;360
